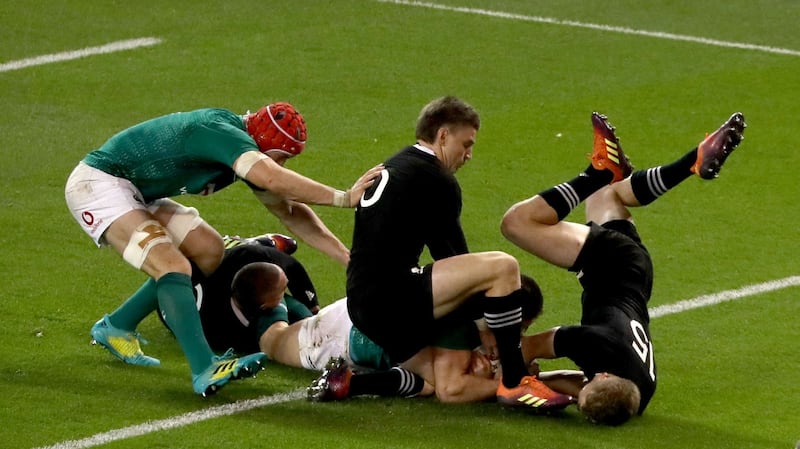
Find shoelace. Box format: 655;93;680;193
131;331;149;346
212;348;236;363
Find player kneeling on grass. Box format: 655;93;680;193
65;102;382;396
503;111;746;425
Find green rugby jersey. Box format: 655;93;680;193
83;108;257;202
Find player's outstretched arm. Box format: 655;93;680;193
248;187;349;265
239;152;382;207
520;327;559;363
537;370;587;397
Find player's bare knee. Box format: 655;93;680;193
585;186;616;210
500;204;525;240
165;207;223;275
488;251;520;279
586;188;632;225
189;233;224;275
122;220;173;270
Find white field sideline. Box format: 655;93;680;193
377;0;800;57
0;38;163;73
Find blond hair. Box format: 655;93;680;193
579;374;640;426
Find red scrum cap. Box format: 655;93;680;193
246;102;307;157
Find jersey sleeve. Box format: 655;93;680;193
255;300;290;338
284;294;313;323
427;221;468;259
553;325;621;378
425;173;469;258
270;251;320;310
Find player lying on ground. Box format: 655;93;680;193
502;111;746;425
287;278;573;405
161;235;437;399
177;234;574;406
171;233;319;355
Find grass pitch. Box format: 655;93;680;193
1;1;798;448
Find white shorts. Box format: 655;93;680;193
65;162;148;245
297;297;353;370
65;162;201;246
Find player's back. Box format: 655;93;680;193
83;108;254;201
348;146;461;283
558;305;657;414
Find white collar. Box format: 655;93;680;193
230;298;250;327
413;143;435;156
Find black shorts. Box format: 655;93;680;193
570;220;653;321
346;264;435;363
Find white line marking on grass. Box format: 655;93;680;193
32;390;304;449
650;275;800;318
33;276;799;448
0;37;163;73
376;0;800;57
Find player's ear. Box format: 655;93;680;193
437;127;449;145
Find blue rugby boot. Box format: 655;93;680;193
192;350;267;397
90;315;160;366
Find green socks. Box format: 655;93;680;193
156;272;214;374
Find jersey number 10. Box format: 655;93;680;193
630;319;656;382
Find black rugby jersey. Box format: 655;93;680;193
554;300;657;414
347;145;468;292
197;244;316;353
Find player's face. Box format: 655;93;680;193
438;125;476;173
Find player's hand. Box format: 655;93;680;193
528;358;541;377
478;328;498;363
346;164;384;207
469;352;495;379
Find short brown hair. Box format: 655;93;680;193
520;274;543;322
579;375;640;426
415;96;480;143
231;262;283;315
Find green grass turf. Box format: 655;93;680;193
1;1;798;448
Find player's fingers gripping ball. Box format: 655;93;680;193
247;102;307;157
